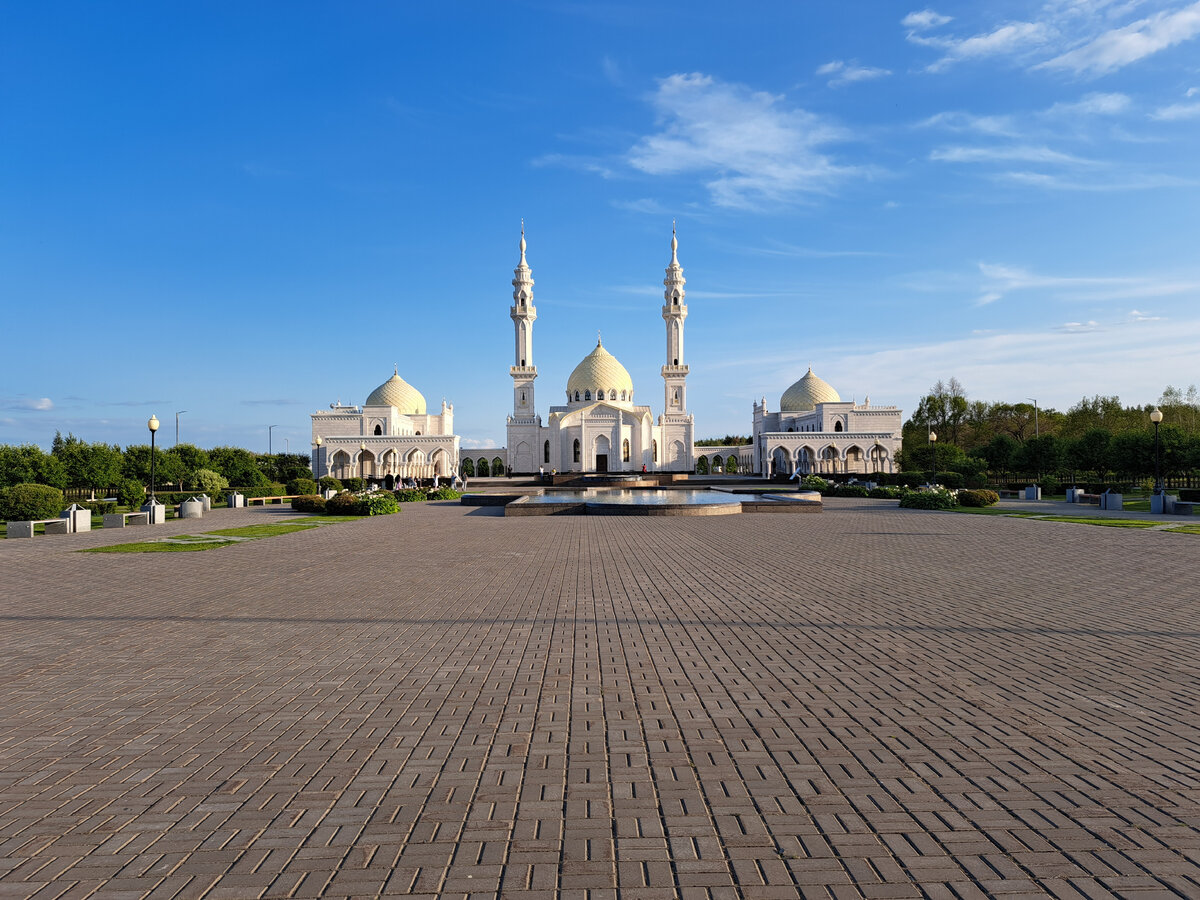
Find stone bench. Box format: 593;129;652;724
103;511;150;528
997;490;1020;499
7;518;71;539
1174;501;1197;516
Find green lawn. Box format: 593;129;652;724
83;515;358;553
1165;524;1200;534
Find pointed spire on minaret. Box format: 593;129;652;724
670;219;678;265
513;221;534;305
519;219;527;265
597;330;602;346
664;220;686;305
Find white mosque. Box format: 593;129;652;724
504;227;694;475
310;371;459;486
749;370;902;478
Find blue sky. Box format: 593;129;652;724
3;1;1199;452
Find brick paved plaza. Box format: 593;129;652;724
1;499;1198;899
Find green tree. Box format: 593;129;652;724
1015;435;1064;480
909;378;970;445
460;458;474;477
695;456;708;475
1065;429;1111;480
0;444;65;489
209;447;270;487
123;444;185;489
165;443;210;480
1106;431;1152;480
979;434;1018;477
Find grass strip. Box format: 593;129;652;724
84;517;358;553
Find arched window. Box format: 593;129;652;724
834;421;843;432
574;391;580;401
573;439;581;463
620;390;626;401
374;424;382;435
622;439;630;462
415;431;421;435
653;440;658;462
584;390;591;401
543;440;550;463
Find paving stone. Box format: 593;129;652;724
0;499;1197;896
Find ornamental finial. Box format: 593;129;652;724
670;219;678;264
519;220;527;263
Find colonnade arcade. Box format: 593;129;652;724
765;441;893;477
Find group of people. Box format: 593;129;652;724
395;472;467;491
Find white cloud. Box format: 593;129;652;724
1044;91;1132;116
914;20;1049;71
9;397;54;411
1039;1;1200;75
919;110;1020;136
816;60;892;86
1150;100;1200;119
977;261;1200;303
626;73;859;208
931;144;1093;164
1000;169;1198;190
902;10;953;31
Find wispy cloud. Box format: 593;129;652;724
919;110;1020;136
241;399;301;406
906;2;1200;78
977;261;1200;303
999;169;1199;190
931;144;1093;164
1150;87;1200;119
746;241;892;259
1039;1;1200;76
5;397;54;411
1043;91;1132;117
625;73;861;209
531;153;617;178
816;60;892;87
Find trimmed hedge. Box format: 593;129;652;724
117;478;145;508
394;488;429;503
325;491;365;515
898;488;958;510
868;486;901;499
291;495;326;513
833;484;869;498
318;476;342;492
342;477;365;492
0;483;64;520
428;487;463;501
957;489;999;507
287;477;319;496
79;499;118;515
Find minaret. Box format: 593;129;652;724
510;223;537;419
661;222;689;416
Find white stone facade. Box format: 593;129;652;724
311;371;459;485
752;371;902;478
505;228;695;475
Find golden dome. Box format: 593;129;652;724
566;339;634;401
780;367;840;412
365;368;427;414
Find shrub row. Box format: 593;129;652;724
898;488;958;510
319;490;401;516
291;495;326;513
0;484;65;520
957;489;1000;507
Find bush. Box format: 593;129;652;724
365;492;399;516
117;478;146;508
898;488;958;510
868;486;901;499
287;477;319;496
799;475;828;493
964;472;988;489
394;488;429;503
342;477;365;492
79;499;117;515
318;476;342;492
325;491;366;515
957;489;999;507
428;487;463;501
936;472;965;489
188;468;229;495
0;483;65;520
896;472;927;488
291;495;326;513
834;484;869;498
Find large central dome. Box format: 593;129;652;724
566;338;634;401
780;367;840;412
365;368;427;414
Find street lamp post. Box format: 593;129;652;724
1027;398;1039;438
360;442;367;489
147;415;160;503
269;424;280;456
1151;407;1164;495
175;410;187;446
314;436;323;481
928;429;937;487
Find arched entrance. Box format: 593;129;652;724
594;435;611;472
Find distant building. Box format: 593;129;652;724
752;369;902;477
311;370;459;486
504;226;694;474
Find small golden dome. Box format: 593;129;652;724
780;367;840;412
566;339;634;401
365;369;427;414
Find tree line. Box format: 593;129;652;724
900;380;1200;487
0;432;315;496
